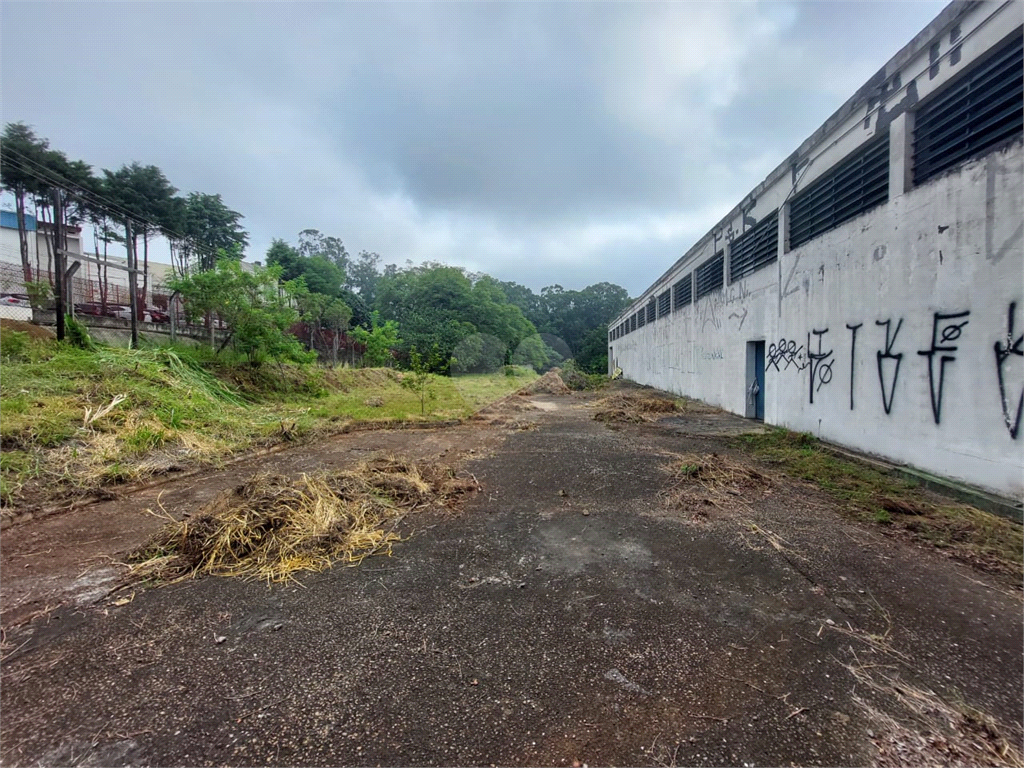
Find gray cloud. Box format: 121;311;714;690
1;0;946;295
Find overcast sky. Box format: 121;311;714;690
1;0;947;295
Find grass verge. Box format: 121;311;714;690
736;428;1022;577
0;338;535;512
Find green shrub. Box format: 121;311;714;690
64;314;96;351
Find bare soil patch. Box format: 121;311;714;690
0;319;55;340
518;369;571;395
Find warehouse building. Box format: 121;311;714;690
608;0;1023;498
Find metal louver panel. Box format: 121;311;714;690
646;299;656;324
729;210;780;281
657;290;671;318
630;314;637;332
637;309;646;328
790;131;889;250
695;253;725;300
673;275;692;309
914;31;1023;185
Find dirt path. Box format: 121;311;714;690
1;388;1021;767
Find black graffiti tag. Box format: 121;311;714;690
846;323;862;410
807;329;833;404
995;301;1024;439
876;318;903;414
767;339;807;372
918;311;969;425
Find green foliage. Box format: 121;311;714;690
1;330;29;361
23;280;53;309
167;255;312;367
350;311;401;367
374;264;538;373
495;280;631;372
298;229;349;273
177;192;249;271
874;509;892;525
64;314;97;351
560;359;608;391
401;345;446;415
511;334;560;371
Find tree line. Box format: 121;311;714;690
1;122;630;373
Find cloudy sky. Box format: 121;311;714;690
1;0;946;295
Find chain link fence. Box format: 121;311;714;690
0;246;215;348
2;250;363;365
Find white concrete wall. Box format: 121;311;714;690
609;1;1024;498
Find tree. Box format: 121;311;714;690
293;279;352;361
1;123;52;281
347;250;381;306
401;345;446;415
350;311;401;368
167;255;311;366
179;192;248;271
266;239;303;281
322;299;354;365
297;229;349;275
374;264;539;373
102;162;177;305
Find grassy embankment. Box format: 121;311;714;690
0;333;535;511
737;428;1022;577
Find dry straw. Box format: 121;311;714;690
127;456;478;584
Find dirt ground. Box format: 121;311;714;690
2;383;1022;767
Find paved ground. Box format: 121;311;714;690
1;386;1021;767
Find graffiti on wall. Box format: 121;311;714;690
767;338;807;372
846;323;862;410
995;301;1024;439
807;329;834;404
917;311;970;424
766;305;1022;439
875;318;904;415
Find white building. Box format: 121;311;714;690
608;1;1024;498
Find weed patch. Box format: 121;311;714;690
736;428;1023;577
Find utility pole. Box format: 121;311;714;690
126;219;139;348
53;189;65;341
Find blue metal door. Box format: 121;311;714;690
754;341;765;420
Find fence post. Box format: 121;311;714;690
125;219;139;348
64;261;81;319
52;189;65;341
169;291;179;344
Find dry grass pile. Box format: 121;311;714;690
127;456;479;584
661;452;772;516
593;391;678;423
518;369;571;395
846;664;1024;768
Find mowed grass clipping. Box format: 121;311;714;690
0;338;535;509
737;428;1023;577
127;456;479;584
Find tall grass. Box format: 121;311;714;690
0;338;536;509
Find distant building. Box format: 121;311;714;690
0;209;175;309
607;1;1023;497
